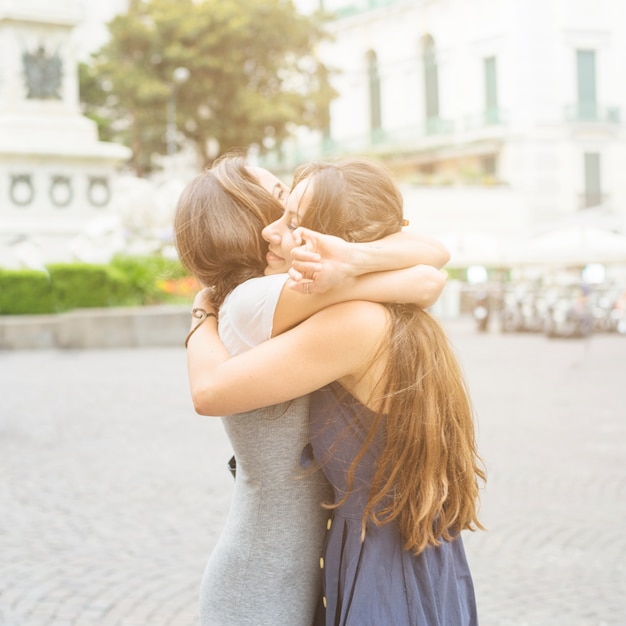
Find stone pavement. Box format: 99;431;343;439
0;317;625;626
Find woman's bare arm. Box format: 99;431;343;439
271;264;445;335
267;227;448;335
187;299;387;416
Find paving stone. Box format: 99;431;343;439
1;318;625;624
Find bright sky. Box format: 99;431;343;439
73;0;129;59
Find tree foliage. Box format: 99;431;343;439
79;0;335;176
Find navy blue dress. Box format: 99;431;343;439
309;382;478;626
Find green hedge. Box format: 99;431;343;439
110;255;187;305
0;256;189;315
0;269;55;315
46;263;132;311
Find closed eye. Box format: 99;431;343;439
280;207;299;231
273;183;289;204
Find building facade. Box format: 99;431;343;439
265;0;626;243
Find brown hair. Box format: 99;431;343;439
174;155;283;308
293;158;404;242
295;158;485;554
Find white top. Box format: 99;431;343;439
218;273;288;355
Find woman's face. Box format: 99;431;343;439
261;177;313;275
247;166;290;205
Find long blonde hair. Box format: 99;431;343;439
294;158;486;554
174;154;283;307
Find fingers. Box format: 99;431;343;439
291;245;321;263
288;266;303;282
293;226;321;252
292;226;311;243
291;229;303;246
289;235;321;284
286;278;315;295
193;286;217;313
290;240;322;283
199;286;215;298
290;258;322;277
288;265;320;283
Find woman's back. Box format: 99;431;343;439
306;306;481;625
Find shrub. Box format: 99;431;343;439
47;263;133;311
109;255;187;304
0;269;55;314
0;256;191;315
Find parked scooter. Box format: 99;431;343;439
544;286;593;338
499;286;545;333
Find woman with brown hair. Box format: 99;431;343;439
174;155;449;626
185;158;485;626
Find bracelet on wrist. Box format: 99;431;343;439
185;307;217;348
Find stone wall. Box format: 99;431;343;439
0;305;190;350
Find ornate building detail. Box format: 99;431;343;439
49;175;73;207
9;174;35;206
22;45;63;100
87;177;111;207
0;7;131;265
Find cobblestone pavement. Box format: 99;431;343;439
1;318;625;626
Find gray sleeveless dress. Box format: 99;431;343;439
199;275;332;625
199;399;331;625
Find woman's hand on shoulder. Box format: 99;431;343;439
288;227;356;294
192;287;218;315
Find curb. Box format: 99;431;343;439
0;305;190;350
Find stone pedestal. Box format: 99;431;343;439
0;0;131;268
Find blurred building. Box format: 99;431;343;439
263;0;626;246
0;0;131;268
0;0;132;266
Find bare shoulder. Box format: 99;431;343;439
323;302;390;406
333;299;389;323
312;300;389;341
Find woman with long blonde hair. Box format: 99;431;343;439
185;158;485;625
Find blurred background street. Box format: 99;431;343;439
1;317;624;626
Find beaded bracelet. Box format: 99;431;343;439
184;307;217;348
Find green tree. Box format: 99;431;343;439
78;61;116;143
80;0;335;176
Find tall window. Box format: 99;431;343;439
422;35;440;128
484;56;498;124
583;152;601;208
577;50;597;120
366;50;382;134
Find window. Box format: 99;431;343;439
583;152;601;208
366;50;382;134
577;50;597;120
484;56;498;124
